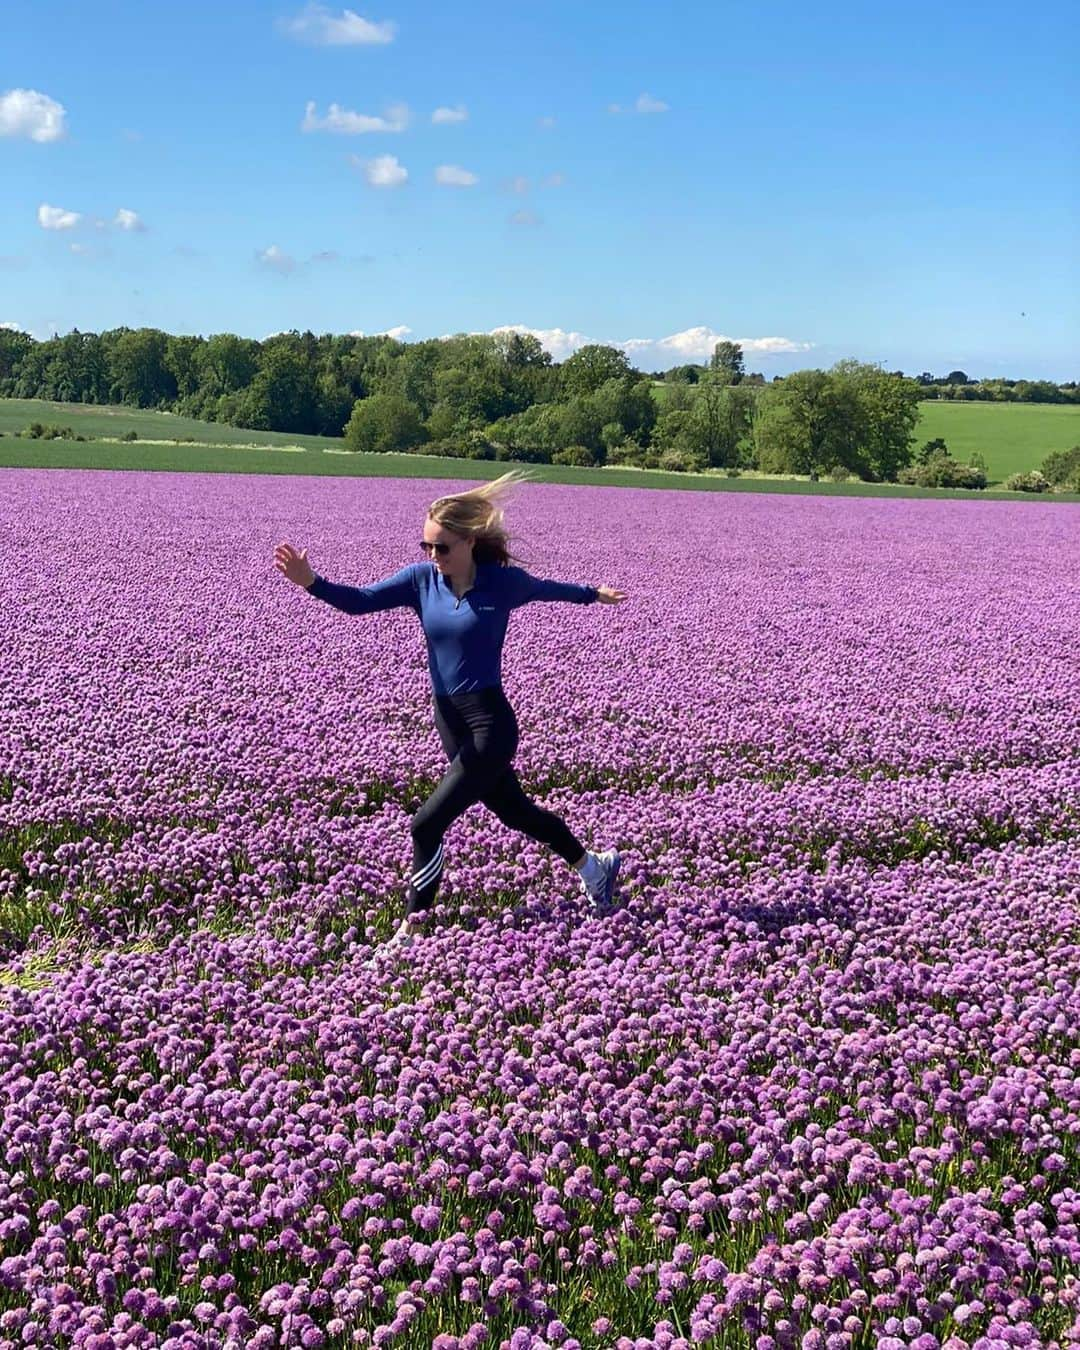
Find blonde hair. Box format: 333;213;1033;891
427;468;538;566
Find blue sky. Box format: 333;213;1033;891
2;0;1077;377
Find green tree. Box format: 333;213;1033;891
664;363;703;385
915;438;949;466
754;369;865;477
108;328;177;407
237;343;317;432
830;360;920;481
586;376;657;448
0;328;33;393
710;341;744;385
560;344;633;397
1041;444;1080;488
344;393;426;453
670;375;758;468
495;331;551;369
196;334;260;397
165;335;204;399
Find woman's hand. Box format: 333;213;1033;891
274;542;316;589
596;586;627;604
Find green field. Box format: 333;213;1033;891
650;385;1079;484
1;396;1078;502
913;401;1080;482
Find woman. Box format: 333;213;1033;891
273;469;627;952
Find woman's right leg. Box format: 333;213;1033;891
405;695;511;915
479;767;587;864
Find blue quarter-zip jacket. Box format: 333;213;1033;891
306;561;599;695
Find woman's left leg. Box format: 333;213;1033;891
404;690;515;916
480;766;587;865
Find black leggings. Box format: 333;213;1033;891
406;686;586;914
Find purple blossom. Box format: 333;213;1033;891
0;473;1077;1348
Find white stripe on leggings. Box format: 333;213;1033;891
410;844;444;889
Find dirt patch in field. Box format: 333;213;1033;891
99;437;309;452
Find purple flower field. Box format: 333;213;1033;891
1;468;1078;1350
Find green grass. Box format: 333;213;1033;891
0;397;340;451
913;400;1080;482
1;396;1078;501
651;384;1079;481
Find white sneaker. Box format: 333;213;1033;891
362;919;416;970
579;848;622;910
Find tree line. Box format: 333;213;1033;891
0;324;1071;483
658;361;1079;405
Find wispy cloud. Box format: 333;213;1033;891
301;100;408;134
541;172;565;189
256;245;361;274
278;4;395;45
537;115;556;129
256;244;298;273
38;203;81;230
508;175;530;195
354;152;408;186
609;92;670;115
0;88;67;142
435;164;478;187
432;104;467;124
114;208;147;232
508;210;540;227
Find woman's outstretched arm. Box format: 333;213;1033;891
274;543;419;615
503;567;627;607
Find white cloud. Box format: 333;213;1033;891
488;326;590;362
509;175;530;195
38;203;81;230
348;324;412;339
70;243;91;255
610;93;670;116
357;153;408;187
432;104;467;124
1;321;25;331
635;92;669;114
114;208;147;232
278;4;395;45
256;244;297;273
0;88;67;142
302;100;408;134
331;322;811;368
537;115;556;129
435;164;478;187
490;324;810;368
311;250;340;263
509;209;540;227
541;172;565;188
619;327;810;361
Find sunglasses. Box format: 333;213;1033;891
420;540;454;556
